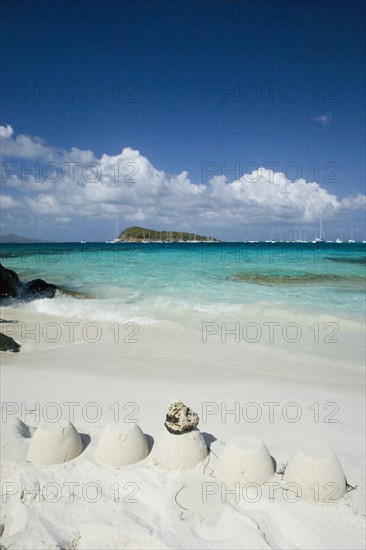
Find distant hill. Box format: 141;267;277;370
118;226;220;242
0;233;54;243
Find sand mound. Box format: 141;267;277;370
95;423;148;467
283;444;347;502
216;434;274;487
153;428;208;470
27;421;83;466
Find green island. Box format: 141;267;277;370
117;226;220;242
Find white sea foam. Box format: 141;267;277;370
10;290;364;336
19;294;161;326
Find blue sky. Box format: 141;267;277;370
1;0;365;241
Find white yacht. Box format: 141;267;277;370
312;216;325;243
106;219;120;243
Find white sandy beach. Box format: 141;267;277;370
1;305;365;549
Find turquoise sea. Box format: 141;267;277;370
1;242;365;326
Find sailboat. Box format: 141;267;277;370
348;228;355;243
335;228;343;243
270;225;276;244
265;225;276;243
106;218;120;243
312;216;325;243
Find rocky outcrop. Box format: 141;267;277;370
0;332;21;352
22;278;58;300
0;263;23;298
0;263;89;302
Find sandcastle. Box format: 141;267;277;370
23;402;349;506
216;434;274;487
95;423;148;467
153;400;208;470
283;444;347;502
27;421;83;466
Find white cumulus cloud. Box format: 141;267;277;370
0;126;364;237
0;124;14;138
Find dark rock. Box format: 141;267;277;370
22;278;58;300
0;332;21;352
0;263;23;298
165;401;199;434
1;263;91;303
1;262;59;301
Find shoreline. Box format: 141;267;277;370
1;297;365;365
2;306;364;444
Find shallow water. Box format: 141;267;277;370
1;242;365;325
